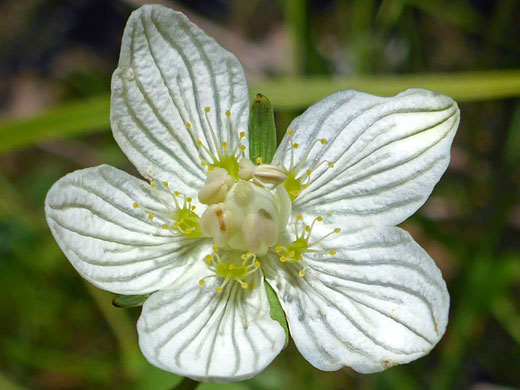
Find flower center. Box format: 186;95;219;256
199;165;290;256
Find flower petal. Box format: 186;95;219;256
45;165;210;295
137;263;285;382
111;4;249;196
274;89;459;227
265;225;449;373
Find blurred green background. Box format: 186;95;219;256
0;0;519;389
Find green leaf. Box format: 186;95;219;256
0;94;109;154
248;93;277;164
3;69;520;154
172;377;199;390
504;102;520;166
112;294;150;308
264;281;289;348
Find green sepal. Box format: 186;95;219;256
264;280;289;348
248;93;277;165
112;294;150;308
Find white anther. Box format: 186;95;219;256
200;204;235;246
198;167;233;205
253;164;288;188
238;158;287;188
238;158;254;180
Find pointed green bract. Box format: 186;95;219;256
248;93;277;164
264;280;289;347
112;294;150;308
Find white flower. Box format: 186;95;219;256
45;4;459;383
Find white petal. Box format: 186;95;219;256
45;165;210;295
265;225;449;373
111;4;249;196
137;263;285;382
274;89;459;227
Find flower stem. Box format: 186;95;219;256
172;377;199;390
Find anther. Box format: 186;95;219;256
225;110;231;117
185;122;191;129
199;279;205;286
205;107;211;113
299;270;305;277
132;202;139;209
329;250;336;256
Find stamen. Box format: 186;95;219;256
283;130;333;201
273;215;339;267
131;181;202;239
193;106;245;178
202;251;261;291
